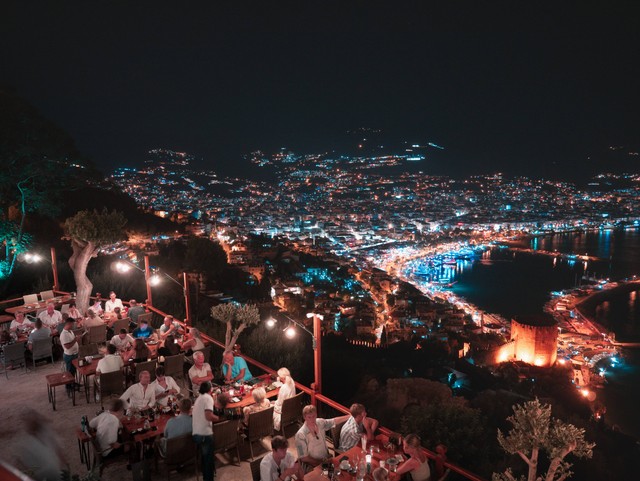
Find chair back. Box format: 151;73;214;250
196;345;212;365
39;290;54;301
247;406;274;442
330;420;346;454
79;343;99;358
88;325;107;344
249;456;264;481
165;434;197;467
4;342;26;364
23;294;38;305
98;370;125;400
280;391;305;434
111;318;129;334
163;354;184;379
60;304;70;315
213;419;239;453
134;360;157;382
32;338;53;360
136;312;153;326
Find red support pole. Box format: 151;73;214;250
50;247;59;291
313;314;322;395
183;272;191;326
144;255;153;307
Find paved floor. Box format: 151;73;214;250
0;360;298;481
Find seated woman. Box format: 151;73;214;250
273;367;296;431
395;433;431;481
241;387;271;429
122;338;151;362
181;328;205;354
158;334;181;357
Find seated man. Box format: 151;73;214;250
151;366;181;407
27;319;51;350
120;370;156;411
295;405;349;468
10;312;34;334
89;399;126;458
105;291;124;313
339;403;380;451
222;350;253;383
188;351;213;394
213;392;231;419
159;315;183;340
110;328;134;353
127;299;145;325
38;302;62;333
96;344;124;376
158;398;192;456
132;319;154;339
260;435;304;481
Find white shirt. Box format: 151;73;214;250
10;319;34;332
188;362;212;391
59;328;79;356
110;334;134;352
89;411;122;456
150;376;181;406
120;382;156;410
96;354;124;374
192;392;214;436
295;418;335;461
105;298;124;313
260;451;297;481
38;309;62;328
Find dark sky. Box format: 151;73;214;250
2;1;639;179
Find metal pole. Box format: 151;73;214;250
183;272;191;326
50;247;59;291
144;255;153;307
313;314;322;395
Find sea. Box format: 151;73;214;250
445;228;640;439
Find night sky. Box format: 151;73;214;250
2;1;639;180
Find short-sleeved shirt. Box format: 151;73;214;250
151;376;181;406
133;325;153;339
260;451;297;481
38;310;62;328
339;415;365;451
110;334;134;352
127;306;145;323
59;328;79;356
160;322;181;336
10;319;33;332
89;411;122;456
159;413;193;456
295;418;335;461
192;393;214;436
222;356;253;382
188;363;212;391
97;354;124;374
28;326;51;344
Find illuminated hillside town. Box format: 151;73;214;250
111;149;639;401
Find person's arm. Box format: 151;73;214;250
223;362;233;382
283;460;304;480
363;416;379;440
168;377;180;396
332;414;350;426
204;408;220;424
295;432;320;467
394;457;418;478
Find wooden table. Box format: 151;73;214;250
304;436;405;481
222;375;280;414
46;371;76;410
75;429;93;470
72;356;103;403
5;296;72;315
122;412;172;460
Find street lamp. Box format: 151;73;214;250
23;247;60;291
269;312;324;402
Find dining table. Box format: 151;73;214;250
5;295;72;315
219;374;281;414
304;435;407;481
122;411;173;460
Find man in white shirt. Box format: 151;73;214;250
10;312;34;333
89;399;126;458
96;344;124;375
60;318;79;373
38;302;62;332
150;366;181;407
339;403;379;451
260;435;304;481
295;405;349;468
105;291;124;313
120;370;155;411
110;329;134;352
192;382;221;481
188;351;213;393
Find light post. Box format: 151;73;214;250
23;247;59;291
269;312;324;405
149;270;192;326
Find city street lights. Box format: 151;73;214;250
23;247;60;291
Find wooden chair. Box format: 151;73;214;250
3;343;27;378
31;338;54;370
39;290;54;301
90;434;122;475
279;391;306;436
157;433;198;481
133;359;157;382
197;345;213;365
136;312;153;326
330;420;346;455
111;318;129;334
250;456;264;481
163;354;184;383
88;325;107;345
94;370;125;409
79;343;99;358
243;406;274;459
213;419;241;466
23;294;39;305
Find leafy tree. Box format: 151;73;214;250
64;209;127;313
494;399;595;481
184;236;227;283
210;302;261;351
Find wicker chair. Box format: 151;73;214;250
243;406;274;459
213;419;241;466
79;343;99;358
163;354;184;383
31;338;54;370
132;359;157;383
111;318;129;334
94;370;125;409
3;343;27;378
279;391;306;436
87;325;107;345
250;456;264;481
156;433;198;481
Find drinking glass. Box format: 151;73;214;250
361;434;367;452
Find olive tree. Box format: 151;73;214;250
493;399;594;481
210;303;261;351
64;209;127;314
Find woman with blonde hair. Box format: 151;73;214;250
273;367;296;431
396;433;431;481
241;387;272;427
182;327;205;354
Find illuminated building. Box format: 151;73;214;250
511;314;558;367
